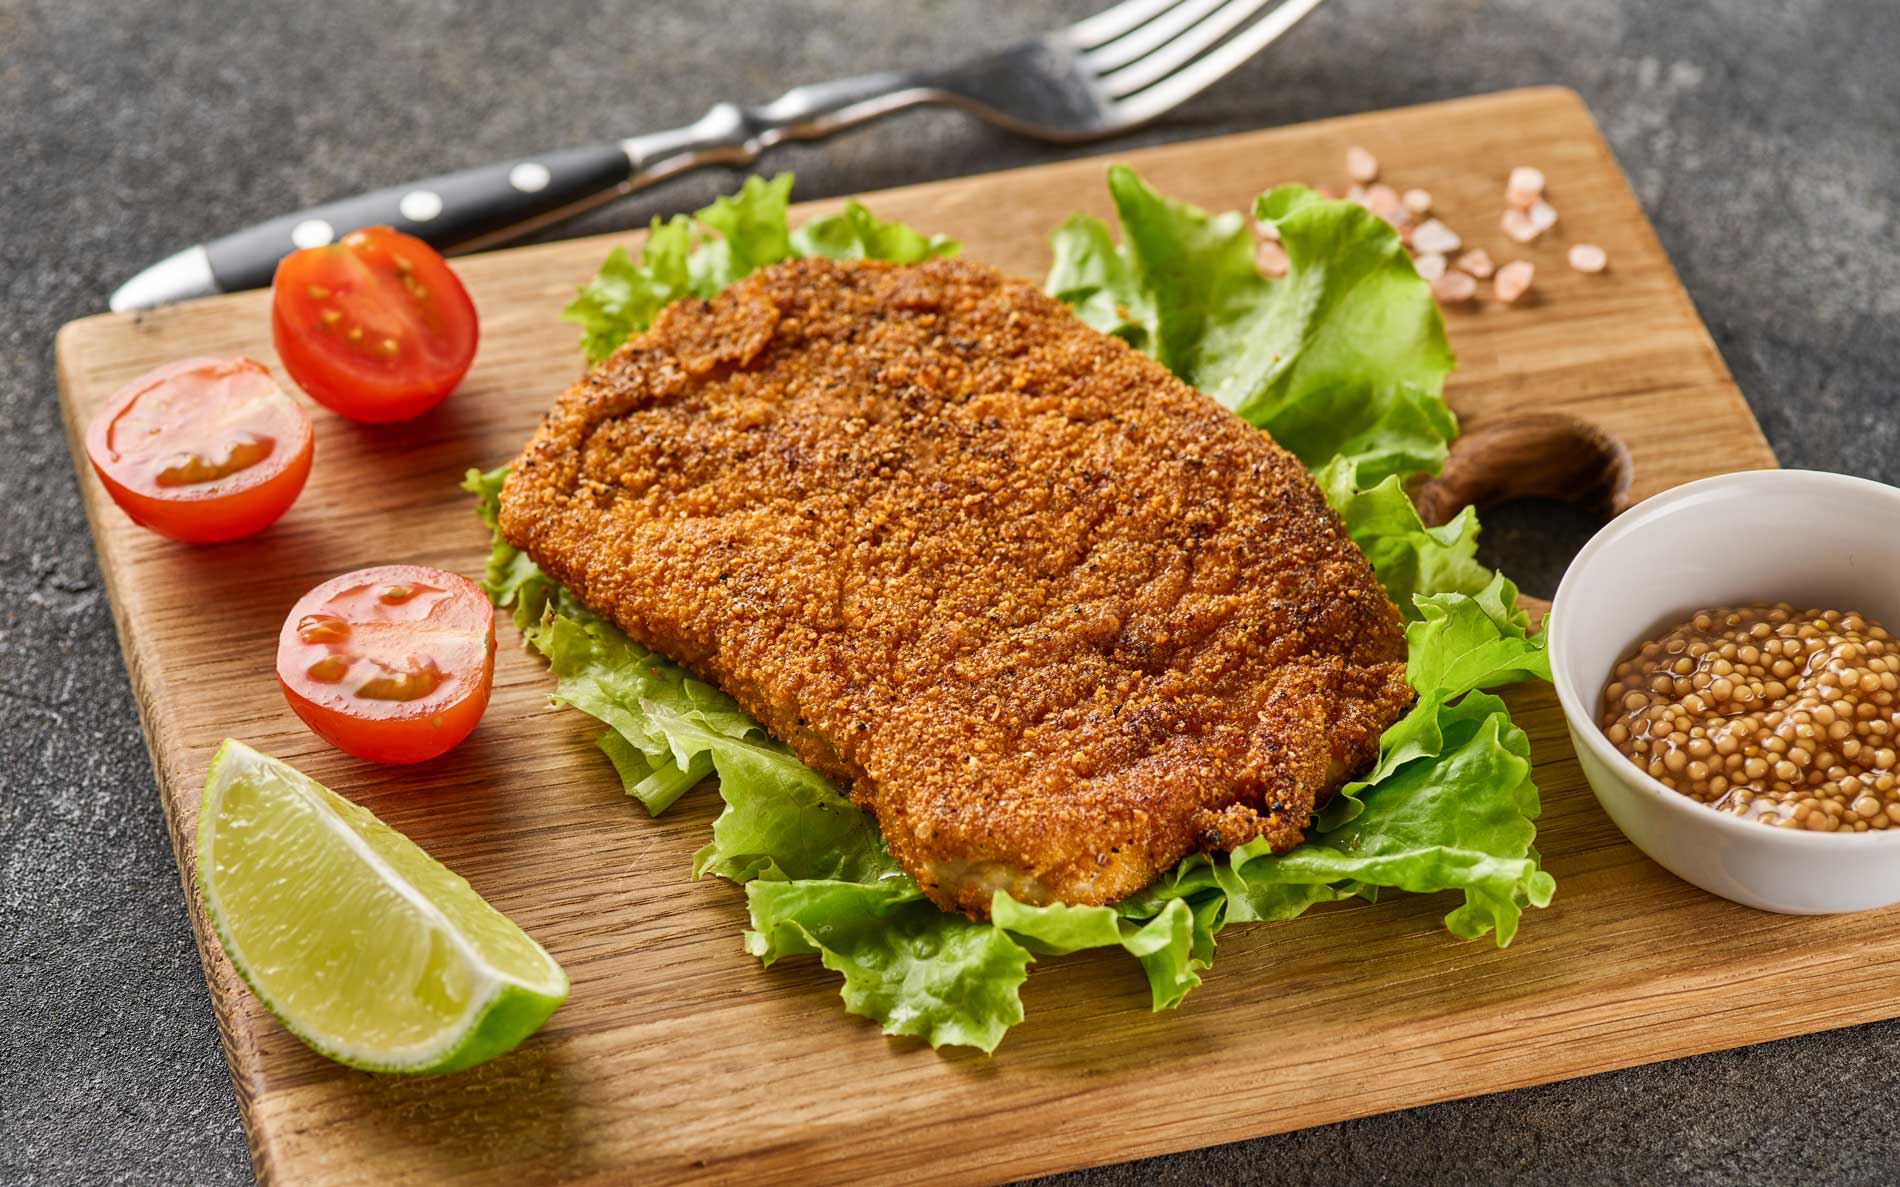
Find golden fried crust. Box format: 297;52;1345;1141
500;257;1412;917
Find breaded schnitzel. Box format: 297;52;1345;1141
500;256;1412;917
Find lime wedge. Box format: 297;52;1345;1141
195;739;569;1074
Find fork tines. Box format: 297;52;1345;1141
1065;0;1329;123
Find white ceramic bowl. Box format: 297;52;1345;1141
1549;469;1900;914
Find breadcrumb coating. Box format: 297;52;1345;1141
500;256;1411;917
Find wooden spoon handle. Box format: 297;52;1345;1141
1410;412;1633;528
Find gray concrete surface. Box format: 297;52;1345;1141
4;0;1898;1183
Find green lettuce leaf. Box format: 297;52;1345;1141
1047;169;1457;484
1318;457;1501;618
745;881;1030;1052
1265;691;1552;945
991;893;1208;1010
470;168;1556;1051
790;200;959;264
562;174;957;362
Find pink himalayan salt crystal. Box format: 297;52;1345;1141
1402;187;1433;216
1456;248;1496;278
1364;183;1405;223
1431;270;1477;304
1568;243;1609;273
1527;199;1559;232
1346;145;1380;183
1253;218;1281;242
1501;207;1540;243
1415;252;1448;280
1495;259;1536;304
1506;165;1545;209
1256;239;1290;276
1412;218;1462;255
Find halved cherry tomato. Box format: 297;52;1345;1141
270;226;478;423
277;564;495;764
84;356;314;544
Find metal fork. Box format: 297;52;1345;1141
109;0;1328;310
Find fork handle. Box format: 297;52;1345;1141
146;72;942;306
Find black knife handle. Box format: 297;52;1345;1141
142;76;940;306
203;143;634;293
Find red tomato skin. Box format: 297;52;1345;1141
269;299;466;424
278;665;493;764
276;565;496;764
90;444;313;544
84;357;314;544
269;228;479;424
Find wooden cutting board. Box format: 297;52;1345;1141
59;87;1846;1187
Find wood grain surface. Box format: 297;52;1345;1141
55;88;1827;1187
